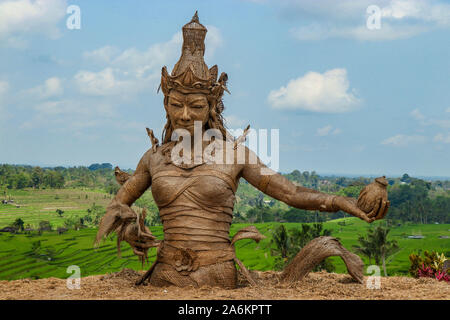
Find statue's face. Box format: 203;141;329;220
166;90;210;135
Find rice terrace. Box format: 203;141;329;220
0;176;448;288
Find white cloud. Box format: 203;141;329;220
316;125;332;136
410;108;450;129
78;26;223;96
268;68;360;113
284;0;450;41
225;114;247;128
291;23;428;41
0;0;67;46
74;68;144;97
83;46;120;64
316;125;342;136
332;127;342;135
409;107;450;145
410;108;425;121
381;134;426;146
0;80;9;119
204;25;223;61
446;107;450;113
0;80;9;96
20;98;116;130
433;133;450;144
28;77;63;99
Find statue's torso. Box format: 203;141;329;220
147;142;241;251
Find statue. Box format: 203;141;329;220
95;12;390;289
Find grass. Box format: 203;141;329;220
0;188;448;280
0;189;114;229
0;218;448;280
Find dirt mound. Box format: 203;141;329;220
0;270;448;300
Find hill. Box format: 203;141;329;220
0;219;448;281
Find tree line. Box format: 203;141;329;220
0;163;119;193
1;164;449;224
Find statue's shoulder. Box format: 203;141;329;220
146;142;174;169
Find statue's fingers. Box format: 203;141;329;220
380;200;390;219
375;200;388;220
357;189;368;204
140;232;156;240
133;247;144;256
367;197;382;218
353;207;374;223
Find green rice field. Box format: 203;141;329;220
0;188;448;280
0;219;448;280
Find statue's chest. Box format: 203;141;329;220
150;163;237;209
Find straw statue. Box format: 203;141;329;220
95;12;390;288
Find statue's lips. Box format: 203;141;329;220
176;124;194;130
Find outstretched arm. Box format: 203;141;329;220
240;147;378;223
95;150;154;248
114;153;152;206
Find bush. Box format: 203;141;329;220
409;251;449;282
38;220;52;232
270;223;335;272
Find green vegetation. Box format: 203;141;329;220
0;164;448;280
270;223;334;272
1;164;449;224
352;225;399;276
0;218;448;280
0;189;114;229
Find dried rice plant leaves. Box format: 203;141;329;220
281;236;364;284
114;166;131;186
230;225;266;246
233;124;251;150
94;199;138;247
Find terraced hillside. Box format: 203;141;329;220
0;189;114;228
0;219;448;280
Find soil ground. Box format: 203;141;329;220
0;269;448;300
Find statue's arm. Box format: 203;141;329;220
240;147;374;222
95;150;153;245
115;152;152;206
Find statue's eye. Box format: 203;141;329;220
192;105;204;109
171;103;182;108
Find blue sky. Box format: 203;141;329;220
0;0;449;177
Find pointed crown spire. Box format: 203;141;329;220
160;12;229;109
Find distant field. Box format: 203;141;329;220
0;188;448;280
0;219;448;280
0;189;114;228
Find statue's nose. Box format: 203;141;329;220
181;105;191;121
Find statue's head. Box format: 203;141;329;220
160;12;229;143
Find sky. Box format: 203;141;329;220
0;0;449;177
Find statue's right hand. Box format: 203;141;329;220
95;199;137;246
121;220;158;258
95;199;159;264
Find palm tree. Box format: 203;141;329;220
353;235;375;265
353;225;399;276
271;224;291;259
12;218;25;232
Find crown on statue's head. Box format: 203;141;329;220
160;11;229;110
